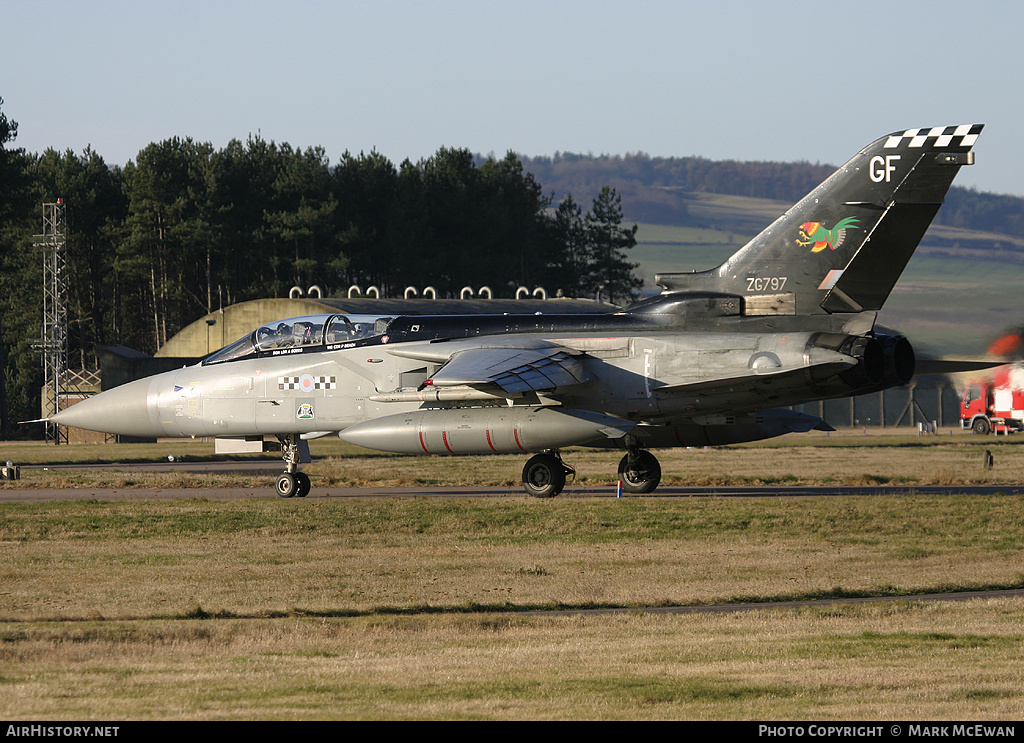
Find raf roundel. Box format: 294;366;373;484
277;375;338;391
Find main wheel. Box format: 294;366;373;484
522;453;567;498
276;473;299;498
618;451;662;494
973;417;991;435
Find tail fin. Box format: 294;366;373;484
655;125;982;316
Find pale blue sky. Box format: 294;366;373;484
3;0;1022;194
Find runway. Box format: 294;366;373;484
5;458;1024;501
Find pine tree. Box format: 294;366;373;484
583;186;642;304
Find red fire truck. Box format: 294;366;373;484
961;365;1024;434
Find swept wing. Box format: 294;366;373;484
386;339;594;395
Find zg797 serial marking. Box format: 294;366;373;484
746;276;787;292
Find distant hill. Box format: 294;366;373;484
519;152;1024;244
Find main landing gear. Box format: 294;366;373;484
519;443;663;498
521;452;575;498
275;434;311;498
617;446;662;494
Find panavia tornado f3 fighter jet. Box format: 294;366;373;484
49;125;984;497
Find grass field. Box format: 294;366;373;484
2;433;1024;719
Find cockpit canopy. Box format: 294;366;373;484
203;313;393;365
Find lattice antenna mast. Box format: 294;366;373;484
34;199;69;444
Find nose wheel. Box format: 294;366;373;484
276;471;310;498
275;434;311;497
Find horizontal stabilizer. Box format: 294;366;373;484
914;358;1002;376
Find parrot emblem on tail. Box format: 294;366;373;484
797;216;860;252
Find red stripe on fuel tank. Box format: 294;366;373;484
485;428;498;452
513;428;525;451
419;431;430;454
442;429;454;453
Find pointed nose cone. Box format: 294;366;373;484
50;376;162;438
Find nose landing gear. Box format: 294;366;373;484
275;434;311;497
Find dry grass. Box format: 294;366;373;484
3;496;1023;620
3;601;1023;720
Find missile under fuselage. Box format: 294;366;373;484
338;406;635;454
